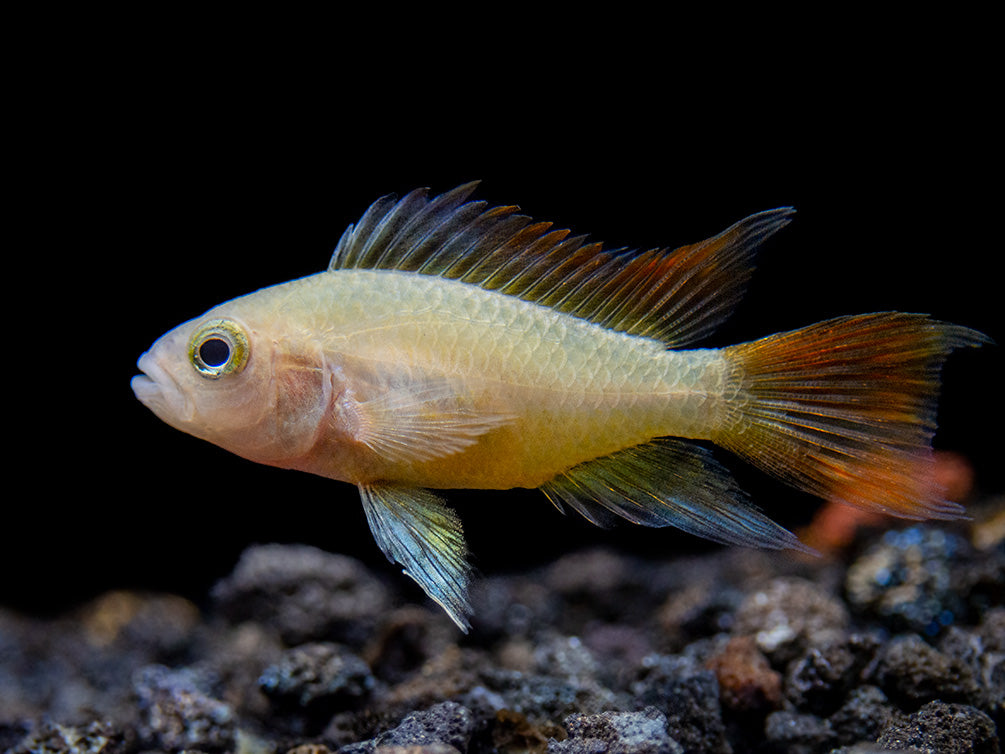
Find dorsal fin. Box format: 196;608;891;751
329;183;794;348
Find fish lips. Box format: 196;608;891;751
132;350;195;426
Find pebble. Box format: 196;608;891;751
132;663;234;752
868;633;981;709
876;700;1000;753
827;685;897;748
763;709;836;753
259;641;375;713
548;708;682;754
784;633;881;715
342;701;474;754
631;654;730;754
733;576;849;663
845;525;973;636
2;509;1003;754
704;635;783;713
4;720;129;754
211;543;391;646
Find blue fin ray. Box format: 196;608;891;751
541;438;815;553
359;484;473;631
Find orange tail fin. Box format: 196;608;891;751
718;313;988;519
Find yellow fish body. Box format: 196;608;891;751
132;183;987;629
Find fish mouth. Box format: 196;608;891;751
132;351;193;424
130;372;157;400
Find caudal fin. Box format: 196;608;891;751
717;313;988;519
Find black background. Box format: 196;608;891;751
7;34;1002;615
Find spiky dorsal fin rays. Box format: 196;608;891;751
329;182;794;348
537;207;795;347
540;438;816;554
359;484;474;632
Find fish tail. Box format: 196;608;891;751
716;313;988;519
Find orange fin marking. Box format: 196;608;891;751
330;183;793;348
718;313;988;519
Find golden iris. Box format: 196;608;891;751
188;319;249;379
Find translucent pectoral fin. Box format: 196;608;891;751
359;484;473;631
352;381;514;465
540;438;815;554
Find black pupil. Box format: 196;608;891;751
199;337;231;367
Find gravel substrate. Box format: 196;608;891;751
3;502;1002;754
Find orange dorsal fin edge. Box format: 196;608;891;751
330;182;793;348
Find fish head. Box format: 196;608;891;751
132;307;317;463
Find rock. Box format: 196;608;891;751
939;609;1005;726
375;701;475;752
2;596;193;722
705;635;783;713
77;590;199;656
288;745;336;754
548;708;683;754
382;646;485;711
363;606;457;685
827;685;897;748
373;745;461;754
784;633;881;715
876;700;1000;753
3;515;1003;754
657;583;744;651
132;664;234;752
546;550;632;596
631;654;731;754
975;607;1005;652
733;577;849;663
490;708;564;754
763;710;836;754
199;621;284;720
259;642;375;715
531;634;601;681
845;526;974;637
482;667;619;723
5;720;130;754
211;544;391;646
868;633;981;709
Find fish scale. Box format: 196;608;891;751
277;269;722;486
242;277;720;493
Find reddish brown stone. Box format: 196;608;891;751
706;635;783;712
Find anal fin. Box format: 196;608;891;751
359;484;473;631
540;438;814;554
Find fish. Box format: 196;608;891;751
132;182;989;631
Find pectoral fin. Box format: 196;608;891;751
352;381;513;465
359;484;473;631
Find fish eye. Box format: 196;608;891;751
199;337;231;367
188;319;250;379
